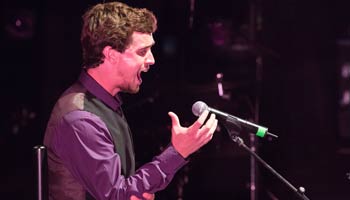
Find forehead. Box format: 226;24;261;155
127;32;155;50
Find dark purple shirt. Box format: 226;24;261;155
45;71;187;200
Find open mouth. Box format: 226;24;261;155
137;72;142;84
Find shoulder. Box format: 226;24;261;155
63;110;101;123
52;110;114;150
61;110;110;135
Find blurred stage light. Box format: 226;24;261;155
4;9;35;40
340;90;350;107
341;63;350;78
336;39;350;141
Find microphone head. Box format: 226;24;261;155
192;101;208;116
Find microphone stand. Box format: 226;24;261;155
249;0;263;198
224;125;310;200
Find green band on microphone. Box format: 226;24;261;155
256;127;267;137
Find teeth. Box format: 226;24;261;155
138;73;142;82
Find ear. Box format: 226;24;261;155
102;46;119;63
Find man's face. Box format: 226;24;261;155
116;32;155;94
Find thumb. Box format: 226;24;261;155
168;111;180;127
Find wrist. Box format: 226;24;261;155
171;143;188;159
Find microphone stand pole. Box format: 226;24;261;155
225;128;310;200
248;0;264;199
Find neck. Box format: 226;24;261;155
87;68;120;96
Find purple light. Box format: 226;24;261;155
15;19;22;27
341;63;350;78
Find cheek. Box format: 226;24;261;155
123;55;143;68
121;61;141;78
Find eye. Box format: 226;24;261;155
137;48;148;57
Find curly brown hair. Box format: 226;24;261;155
81;1;157;68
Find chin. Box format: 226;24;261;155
130;90;139;94
125;87;140;94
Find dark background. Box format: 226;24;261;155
0;0;350;199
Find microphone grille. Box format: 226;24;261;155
192;101;208;116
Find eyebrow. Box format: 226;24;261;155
128;40;155;52
142;42;155;49
136;43;155;52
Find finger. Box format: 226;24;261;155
190;110;209;131
199;118;218;136
199;119;218;144
203;113;216;129
130;195;141;200
209;119;218;134
168;111;180;127
197;113;215;136
142;193;155;200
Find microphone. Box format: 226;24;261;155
192;101;278;138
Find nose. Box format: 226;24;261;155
146;50;155;66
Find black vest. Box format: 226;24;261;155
44;82;135;200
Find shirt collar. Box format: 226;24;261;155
78;70;122;111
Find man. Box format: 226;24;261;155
44;2;218;200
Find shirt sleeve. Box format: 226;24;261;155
51;110;187;200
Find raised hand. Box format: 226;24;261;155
168;110;218;158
